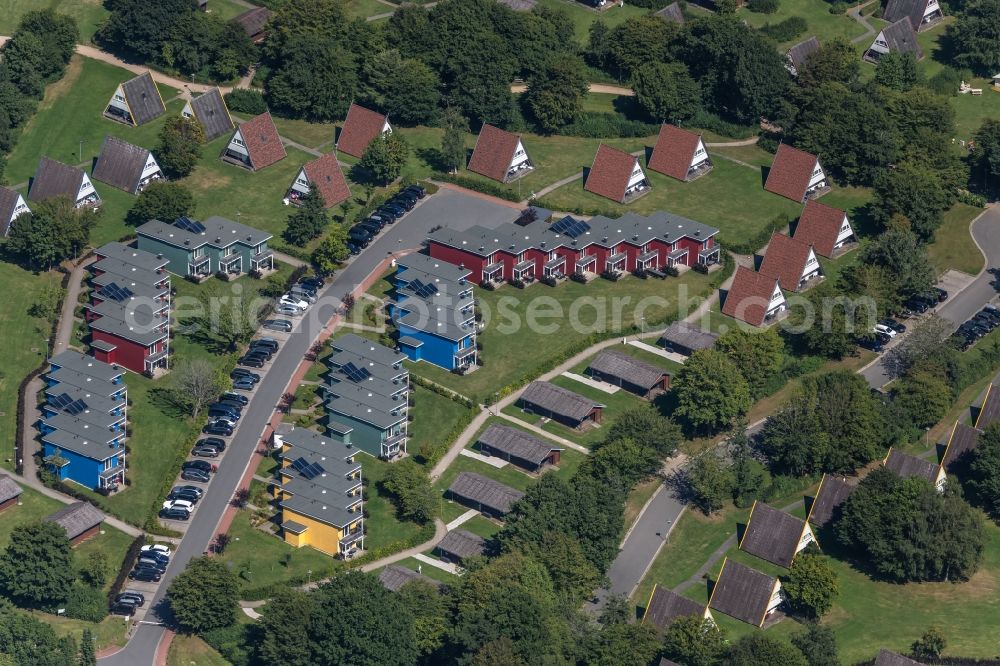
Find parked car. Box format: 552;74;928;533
232;377;257;391
158;507;189;521
349;226;372;242
209;402;241;416
347;242;361;256
263;319;293;333
357;221;382;235
243;348;272;361
252;338;280;353
382;203;407;217
110;601;137;616
180;469;211;483
239;356;264;368
880;318;906;334
140;545;171;558
192;446;220;458
393;192;417;207
128;567;161;582
138;550;169;566
275;304;303;317
168;488;201;503
404;184;426;199
858;336;884;353
137;556;168;571
162;499;193;512
220;391;248;405
299;276;325;289
207;406;239;421
203;420;234;436
197;437;227;452
288;287;316;304
183;459;216;473
934;287;948;302
230;368;260;383
116;591;145;606
279;295;308;310
873;323;897;338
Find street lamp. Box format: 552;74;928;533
307;569;312;585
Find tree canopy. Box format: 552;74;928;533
0;522;75;609
674;349;752;434
167;557;239;633
7;197;98;271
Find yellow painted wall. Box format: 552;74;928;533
281;508;362;557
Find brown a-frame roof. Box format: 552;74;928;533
759;232;815;293
794;199;848;258
585;144;642;203
884;0;936;30
92;135;152;194
120;73;165;126
765;143;821;202
647;124;706;181
708;558;779;627
883;448;942;486
807;474;855;527
941;422;981;471
878;19;924;59
642;584;709;632
874;649;923;666
190;88;234;141
337;104;389;158
300;153;350;208
739;501;812;568
721;266;781;327
237;112;286;170
975;384;1000;428
468;124;524;182
28;157;85;203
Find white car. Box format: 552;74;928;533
279;295;308;310
161;499;193;512
275;304;303;317
873;324;897;338
141;544;172;557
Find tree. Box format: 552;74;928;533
126;181;195;227
0;600;77;665
797;38;859;88
893;366;952;428
727;635;808;666
308;572;419;666
524;58;588;133
471;638;525;666
836;468;985;582
971;119;1000;191
78;628;95;666
380;459;437;523
605;407;682;459
265;37;357;121
948;0;1000;75
874;52;920;91
584;622;661;666
760;401;828;476
191;282;264;352
0;521;75;608
385;59;441;126
359;133;409;185
783;552;839;618
686;451;733;514
15;10;78;71
603;16;674;77
967;423;1000;520
729;424;765;507
7;197;99;270
790;624;840;666
157;115;205;178
662;615;728;666
256;588;314;666
311;224;350;275
716;327;784;399
516;530;600;602
166;557;239;633
851;228;935;308
674;349;752;434
2;31;47;97
872;161;955;241
802;371;882;473
882;315;954;378
283;186;329;246
630;62;701;124
78;552;108;588
397;580;448;659
164;359;228;418
787;285;874;359
911;626;947;660
95;0;195;61
445;34;518;129
441;106;469;174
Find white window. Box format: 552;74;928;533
114;94;125;102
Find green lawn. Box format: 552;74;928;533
433;451;537;496
738;0;869;48
537;154;805;247
534;0;652;44
408;385;475;461
207;0;254;22
362;457;433;552
47;614;130;652
457;514;502;540
928;203;986;276
344;0;396;19
0;0;108;43
406;268;715;402
167;634;230;666
466;415;588;482
271;117;336;151
389;556;460;584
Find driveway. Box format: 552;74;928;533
98;189;522;666
861;206;1000;389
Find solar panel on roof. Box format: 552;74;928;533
291;457;311;474
64;399;88;415
49;393;73;409
299;462;325;480
414;282;438;299
100;282;134;302
174;216;206;234
341;362;371;383
551;216;590;239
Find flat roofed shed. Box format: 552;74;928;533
587;349;669;393
807;474;855;527
44;502;104;542
659;321;719;354
739;501;814;568
435;529;487;563
477;423;562;471
708;559;780;627
0;475;22;505
642;584;709;632
448;472;525;517
519;380;604;424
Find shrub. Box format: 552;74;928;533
749;0;780;13
828;1;848;13
958;191;987;207
757;134;779;153
434;173;522;202
224;89;267;116
687;110;758;140
64;583;107;622
928;66;972;96
759;17;808;42
559;112;659;138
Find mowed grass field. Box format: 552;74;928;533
739;0;868;48
0;0;108;42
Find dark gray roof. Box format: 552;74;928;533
190;88;234;141
120;73;165;126
93;136;152;193
136;215;272;251
787;36;820;71
976;384;1000;428
91;257;168;289
28;157;85;203
0;475;23;504
808;474;855;527
234;7;274;37
942;422;981;470
643;585;706;632
436;528;487;560
520;381;604;422
44;502;104;540
331;334;407;369
655;2;684;23
659;321;719;352
278;425;358;464
879;18;923;58
94;242;168;270
326;394;406;430
884;448;940;485
397;252;473;283
884;0;932;30
739;502;809;568
0;186;26;235
448;472;524;515
49;350;125;382
588;350;669;390
477;424;561;467
378;564;442;592
874;650;922;666
660;660;683;666
87;310;168;346
709;559;778;626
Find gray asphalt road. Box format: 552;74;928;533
99;189;519;665
861;206;1000;389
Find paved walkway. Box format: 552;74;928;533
413;553;458;574
848;2;879;44
459;448;508;468
54;258;92;353
627;340;686;363
446;509;479;530
510;83;635;95
561;372;621;394
74;44;236;95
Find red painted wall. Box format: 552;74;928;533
524;248;546;275
622;242;642;272
90;330;162;374
555;247;579;273
428;242;487;283
675;238;705;266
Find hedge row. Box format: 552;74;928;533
559;112;659;139
143;427;204;535
107;535;146;608
409;374;475;407
432;173;523;202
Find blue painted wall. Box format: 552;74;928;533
41;441;123;489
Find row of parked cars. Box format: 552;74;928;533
952;304;1000;350
273;274;325;320
121;543;175;591
347;184;426;252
